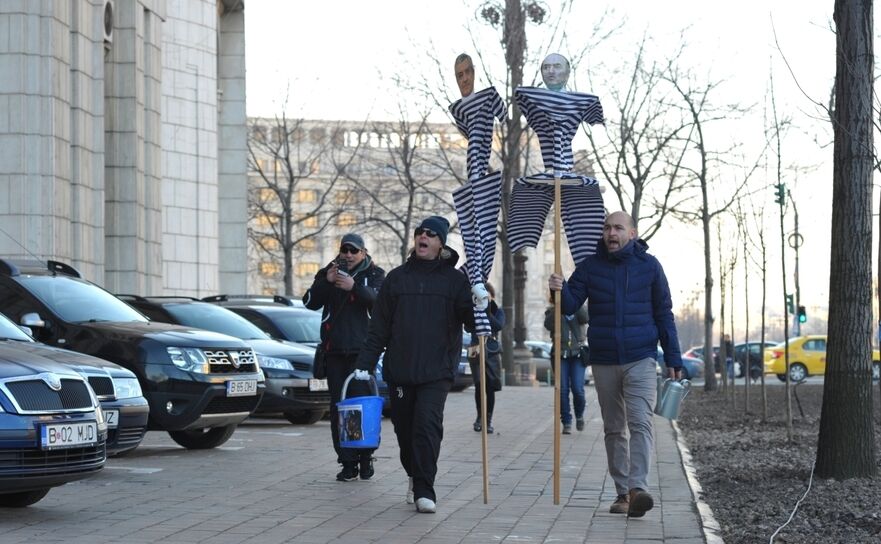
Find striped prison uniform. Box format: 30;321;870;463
449;87;507;336
508;86;606;264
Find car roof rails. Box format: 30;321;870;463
0;258;81;278
117;294;201;303
202;294;300;307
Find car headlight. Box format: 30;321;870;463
166;347;210;373
113;377;143;399
257;354;293;371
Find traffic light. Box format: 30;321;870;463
774;183;786;205
785;294;794;314
797;305;807;324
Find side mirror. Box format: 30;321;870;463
21;313;46;328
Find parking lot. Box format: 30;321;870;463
0;386;706;544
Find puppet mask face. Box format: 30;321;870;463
541;53;570;91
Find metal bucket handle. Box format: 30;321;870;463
341;372;379;400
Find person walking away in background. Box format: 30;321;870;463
466;282;505;434
544;301;589;434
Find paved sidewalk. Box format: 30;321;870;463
0;385;708;543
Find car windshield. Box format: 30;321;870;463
165;303;270;340
20;275;148;323
0;312;34;341
270;311;321;344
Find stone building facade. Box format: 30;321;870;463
0;0;248;296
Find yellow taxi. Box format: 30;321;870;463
764;335;881;382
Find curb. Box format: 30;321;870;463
671;420;725;544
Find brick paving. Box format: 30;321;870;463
0;385;708;543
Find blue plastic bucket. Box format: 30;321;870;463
337;373;382;449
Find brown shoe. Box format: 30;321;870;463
609;494;629;514
627;488;654;518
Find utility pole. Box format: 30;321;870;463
788;189;802;337
774;182;793;439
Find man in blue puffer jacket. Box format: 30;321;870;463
549;211;682;519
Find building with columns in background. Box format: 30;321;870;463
0;0;248;296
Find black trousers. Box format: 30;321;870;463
388;378;452;502
326;353;375;464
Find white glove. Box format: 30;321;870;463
471;283;489;311
353;369;370;381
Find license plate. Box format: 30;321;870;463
226;379;258;397
105;409;119;429
309;379;328;391
41;421;98;450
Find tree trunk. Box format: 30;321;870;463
501;0;527;384
816;0;876;479
702;206;717;391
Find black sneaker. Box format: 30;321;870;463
576;418;585;431
336;463;359;482
359;457;375;480
473;419;481;432
486;422;494;434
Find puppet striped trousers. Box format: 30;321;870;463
507;181;605;265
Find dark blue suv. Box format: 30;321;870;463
0;360;107;507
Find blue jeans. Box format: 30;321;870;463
560;356;586;424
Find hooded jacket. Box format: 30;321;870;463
355;247;475;385
302;256;385;355
560;239;682;369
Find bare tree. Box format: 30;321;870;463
343;112;461;266
667;69;761;392
744;198;770;420
247;116;361;295
584;35;696;240
815;0;876;480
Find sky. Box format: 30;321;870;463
244;1;850;329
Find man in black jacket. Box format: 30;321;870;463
303;232;385;482
355;216;475;514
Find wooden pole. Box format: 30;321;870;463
553;177;562;505
478;334;490;503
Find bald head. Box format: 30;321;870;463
541;53;570;91
603;211;637;252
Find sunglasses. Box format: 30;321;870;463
414;227;439;238
339;246;361;254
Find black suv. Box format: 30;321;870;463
202;295;321;348
118;296;328;425
0;259;264;449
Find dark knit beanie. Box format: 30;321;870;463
418;216;450;246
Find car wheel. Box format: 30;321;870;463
873;361;880;382
776;374;787;382
789;363;808;383
284;410;325;425
680;367;691;380
0;489;51;507
168;424;237;449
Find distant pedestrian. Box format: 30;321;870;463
355;216;479;514
544;301;588;434
466;282;505;434
302;232;385;483
549;211;682;518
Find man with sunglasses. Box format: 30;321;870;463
355;216;477;514
303;232;385;483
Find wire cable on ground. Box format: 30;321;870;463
769;459;816;543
